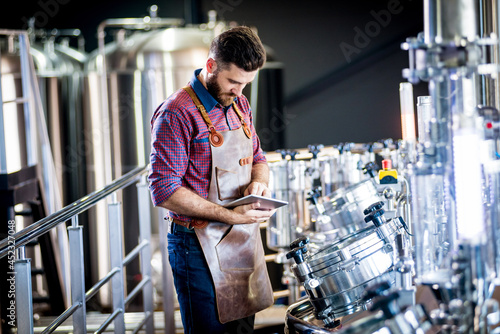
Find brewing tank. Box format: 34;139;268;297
31;36;88;205
84;25;214;301
85;26;213;183
1;32;88;309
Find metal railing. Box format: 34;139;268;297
0;166;153;334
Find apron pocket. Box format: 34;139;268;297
215;167;241;201
215;225;257;272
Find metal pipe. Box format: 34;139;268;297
131;312;153;334
159;214;176;334
0;166;148;259
273;289;292;299
2;98;30;105
124;276;151;308
0;36;6;173
85;267;120;302
122;240;149;267
108;201;126;333
41;302;82;334
137;177;154;333
15;258;34;334
19;32;35;167
94;309;122;334
68;225;87;334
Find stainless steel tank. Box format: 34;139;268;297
30;33;88;205
285;298;433;334
286;215;403;326
0;36;29;173
0;30;75;313
84;23;215;302
267;152;311;255
319;179;383;237
30;33;87;310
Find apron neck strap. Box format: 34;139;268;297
183;85;224;147
183;86;214;127
183;85;252;141
231;102;252;139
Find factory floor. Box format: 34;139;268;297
32;304;288;333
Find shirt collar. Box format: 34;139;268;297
190;68;237;113
191;69;218;113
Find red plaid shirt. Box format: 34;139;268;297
148;69;266;221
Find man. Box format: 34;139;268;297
148;26;276;333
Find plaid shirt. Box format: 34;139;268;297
148;69;267;221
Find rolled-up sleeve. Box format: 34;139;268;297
148;103;192;206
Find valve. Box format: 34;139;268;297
363;201;384;215
367;142;374;153
343;142;354;153
364;208;386;227
362;161;378;178
290;236;310;250
378;138;394;149
364;201;386;227
363;281;400;319
306;187;322;206
363;280;392;301
286;246;308;265
337;143;345;154
308;144;323;159
276;149;288;160
287;237;310;264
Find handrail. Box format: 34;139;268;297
0;165;148;259
41;302;83;334
85;267;121;302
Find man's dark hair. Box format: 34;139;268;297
210;26;266;72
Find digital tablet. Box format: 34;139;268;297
223;195;288;210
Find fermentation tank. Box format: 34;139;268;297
31;32;88;206
0;30;82;314
84;22;216;300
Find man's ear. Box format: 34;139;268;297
206;58;217;74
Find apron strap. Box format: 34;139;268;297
231;103;252;139
183;86;224;147
183;86;252;145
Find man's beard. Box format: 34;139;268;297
206;72;236;107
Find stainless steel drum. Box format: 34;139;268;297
285;298;433;334
319;179;383;236
287;216;403;326
267;155;311;254
316;144;373;197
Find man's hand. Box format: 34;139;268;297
159;186;276;226
237;179;276;224
246;163;270;197
232;202;276;224
244;181;271;197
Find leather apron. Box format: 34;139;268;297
183;86;273;324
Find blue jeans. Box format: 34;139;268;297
167;225;255;334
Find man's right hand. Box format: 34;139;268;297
160;187;276;226
231;202;276;225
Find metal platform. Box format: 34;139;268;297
33;305;287;333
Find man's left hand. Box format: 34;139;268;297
244;181;271;197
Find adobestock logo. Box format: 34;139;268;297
212;0;244;21
21;0;71;29
340;0;410;63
